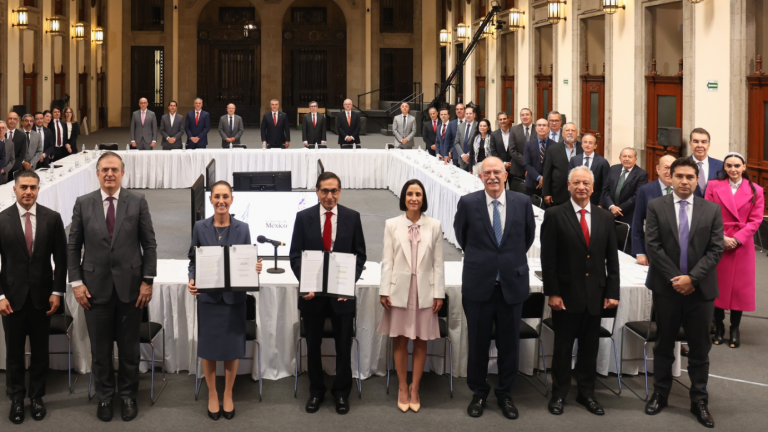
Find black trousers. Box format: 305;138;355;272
462;283;523;399
2;294;51;401
84;288;143;402
653;292;714;403
53;146;69;161
302;299;354;399
550;309;602;399
525;187;538;197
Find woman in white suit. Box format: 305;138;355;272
378;179;445;413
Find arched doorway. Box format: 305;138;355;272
281;0;347;126
197;3;262;125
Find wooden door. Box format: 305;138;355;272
535;65;553;120
645;59;683;181
78;68;89;122
54;66;66;101
97;68;106;129
380;48;414;101
581;65;605;155
475;76;486;118
746;55;768;214
23;66;38;113
130;46;164;121
501;74;514;118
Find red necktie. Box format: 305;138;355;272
323;212;333;251
25;213;33;256
274;113;278;126
579;209;590;247
195;111;199;125
312;114;316;127
56;121;62;146
433;120;437;132
441;124;446;138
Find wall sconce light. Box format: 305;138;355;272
45;15;66;36
509;9;525;31
688;0;704;3
243;22;257;37
456;23;469;42
12;7;29;30
92;26;104;44
440;29;450;46
72;22;86;41
482;22;493;38
547;1;567;25
602;0;625;14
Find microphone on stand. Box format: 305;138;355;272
257;235;285;274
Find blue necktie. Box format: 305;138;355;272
679;201;689;274
492;200;502;246
229;116;233;133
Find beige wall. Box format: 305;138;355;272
554;4;571;118
758;0;768;59
608;0;637;162
650;3;683;76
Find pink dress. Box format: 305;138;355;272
377;223;441;340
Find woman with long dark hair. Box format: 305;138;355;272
468;119;497;175
704;152;764;348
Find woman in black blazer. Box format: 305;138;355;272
468;119;497;175
63;107;80;153
188;181;262;420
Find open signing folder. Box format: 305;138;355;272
299;250;356;299
194;245;260;291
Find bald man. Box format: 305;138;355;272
130;98;157;150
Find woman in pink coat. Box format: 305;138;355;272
704;153;764;348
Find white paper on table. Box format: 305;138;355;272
195;246;225;289
229;245;260;288
299;250;324;293
326;252;356;297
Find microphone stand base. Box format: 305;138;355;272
267;268;285;274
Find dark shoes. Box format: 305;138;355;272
208;407;221;421
712;321;725;345
729;327;740;348
30;398;46;421
576;395;605;415
305;396;323;413
9;400;24;424
97;400;113;422
497;397;518;419
691;401;715;428
222;408;235;420
645;392;668;415
548;397;564;415
121;399;138;422
335;397;350;415
467;395;486;418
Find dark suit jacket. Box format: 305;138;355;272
185;110;211;149
261;111;291;148
543;141;583;205
35;127;55;166
568;153;610;206
491;128;525;178
523;137;556;189
67;122;80;152
289;204;367;315
160;113;185;150
67;189;158;304
0;204;67;311
690;156;724;197
631;180;666;256
302;113;327;145
453;190;535;305
0;141;6;183
434;121;451;158
645;195;724;300
509;123;533;156
422;120;439;154
444;119;460;160
48;120;69;148
335;111;361;145
188;217;250;305
601;164;649;225
540;202;620;315
9;129;26;174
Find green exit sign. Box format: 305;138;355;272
706;81;718;91
563;79;569;85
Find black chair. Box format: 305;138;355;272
385;294;454;397
30;299;76;393
614;221;631;253
341;144;360;149
620;304;688;401
489;292;549;397
508;177;527;194
232;144;247;149
530;194;544;209
194;294;262;401
294;315;362;398
88;308;167;404
98;143;118;151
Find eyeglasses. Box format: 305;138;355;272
482;170;504;177
318;188;340;196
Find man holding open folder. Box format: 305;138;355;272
289;171;367;415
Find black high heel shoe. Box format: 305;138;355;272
222;408;235;420
712;321;725;345
208;406;222;421
729;327;740;348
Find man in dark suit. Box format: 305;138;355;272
0;171;67;424
442;104;464;164
548;111;565;144
68;152;157;422
160;101;184;150
453;157;535;420
568;133;609;207
422;107;439;156
541;165;620;416
34;112;55;168
218;103;244;148
0;121;11;184
289;171;366;415
261;99;291;149
543;122;583;206
492;111;525;182
129;98;157;150
48;107;70;161
523;118;555;197
6;112;26;180
632;155;676;265
336;99;361;147
434;107;453;162
454;106;478;171
601;148;648;254
509;108;534;164
185;98;211;149
302;101;327;147
688;128;723;198
643;157;723;429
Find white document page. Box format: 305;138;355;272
326;252;357;297
229;245;260;288
299;250;325;293
195;246;225;289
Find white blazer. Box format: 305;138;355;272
379;214;445;309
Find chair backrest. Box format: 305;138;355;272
614;221;630;253
99;143;118;151
531;194;544;208
601;302;618;319
246;293;256;321
522;292;545;319
142;307;150;323
509;177;526;194
438;294;449;318
233;144;247;149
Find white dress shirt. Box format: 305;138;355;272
550;129;561;143
319;205;338;249
66;122;73;140
53;120;64;147
169;114;175;128
501;128;510;151
582;152;594;168
673;193;694;230
485;191;506;232
570;199;591;235
0;203;64;300
36;126;47;144
729;179;742;195
693;156;709;182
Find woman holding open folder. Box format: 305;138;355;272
188;180;263;421
378;179;445;412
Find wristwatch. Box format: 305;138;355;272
142;278;154;285
688;275;698;286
